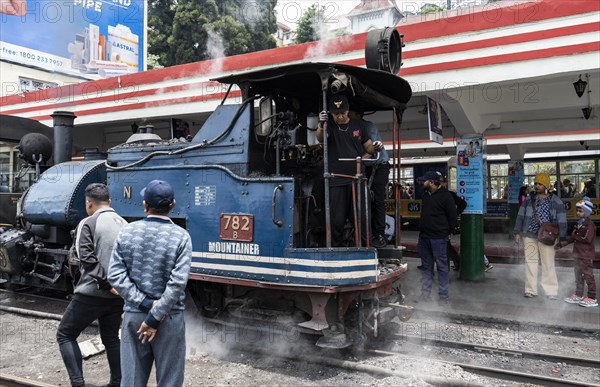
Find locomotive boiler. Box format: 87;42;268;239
1;28;413;347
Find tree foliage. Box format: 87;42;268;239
147;0;176;69
294;4;327;44
147;0;278;68
421;5;446;14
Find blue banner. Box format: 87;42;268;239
507;160;524;204
0;0;145;79
456;136;485;214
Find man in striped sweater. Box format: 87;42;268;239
108;180;192;387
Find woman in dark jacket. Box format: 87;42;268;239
514;173;567;299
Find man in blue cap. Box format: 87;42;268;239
109;179;192;386
417;171;457;303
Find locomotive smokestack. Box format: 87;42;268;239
51;111;76;164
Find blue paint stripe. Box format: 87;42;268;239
285;249;377;262
192;257;375;273
191;268;376;286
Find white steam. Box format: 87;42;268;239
205;27;226;74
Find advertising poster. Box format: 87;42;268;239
456;136;485;214
0;0;145;79
507;160;524;204
427;97;443;145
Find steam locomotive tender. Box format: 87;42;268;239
1;29;413;348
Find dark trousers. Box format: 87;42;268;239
56;295;123;387
574;257;596;299
367;163;390;236
418;237;450;299
330;184;367;247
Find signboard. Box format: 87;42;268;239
427;97;443;145
220;214;254;242
0;0;145;79
486;201;509;218
507;160;524;204
456;136;485;214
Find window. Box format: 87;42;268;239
559;159;596;198
18;77;58;93
488;163;509;199
0;142;36;193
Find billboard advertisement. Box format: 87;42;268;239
456;136;485;214
0;0;145;79
427;97;443;145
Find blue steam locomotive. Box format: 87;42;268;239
0;29;413;347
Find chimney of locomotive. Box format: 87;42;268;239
50;111;76;164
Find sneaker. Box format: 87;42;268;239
485;263;494;272
564;294;583;304
524;292;537;298
578;298;598;307
371;234;387;248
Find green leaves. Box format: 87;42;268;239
147;0;277;68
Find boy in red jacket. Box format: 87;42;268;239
558;197;597;307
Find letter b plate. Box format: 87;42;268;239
219;213;253;242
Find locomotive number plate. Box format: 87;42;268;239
219;214;254;242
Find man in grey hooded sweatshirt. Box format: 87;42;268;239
56;183;127;387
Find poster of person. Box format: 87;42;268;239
171;118;191;139
427;97;443;145
507;160;524;204
456;136;485;214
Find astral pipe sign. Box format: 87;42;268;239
0;0;145;79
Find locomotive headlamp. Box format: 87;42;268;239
365;27;403;74
573;75;587;98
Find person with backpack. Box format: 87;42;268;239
439;175;466;271
57;183;127;387
417;171;457;303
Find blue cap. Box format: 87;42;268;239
418;171;442;183
141;180;174;209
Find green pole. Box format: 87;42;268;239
459;214;485;281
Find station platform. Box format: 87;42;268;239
395;230;600;265
399;256;600;332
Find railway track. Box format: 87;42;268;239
0;289;68;320
366;331;600;387
0;373;58;387
368;348;598;387
1;290;598;386
390;333;600;368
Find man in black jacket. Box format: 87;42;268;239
57;183;127;387
417;171;457;302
